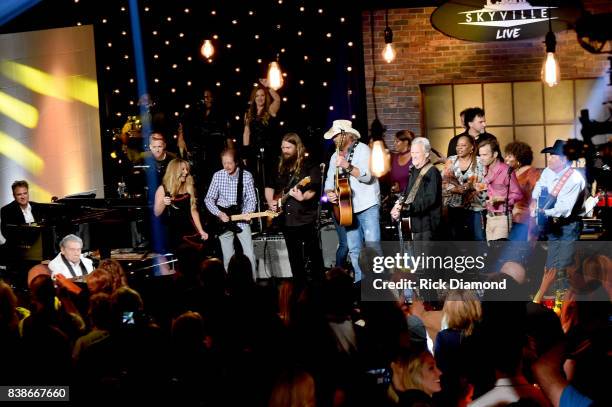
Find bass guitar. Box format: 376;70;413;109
273;176;312;213
332;131;353;226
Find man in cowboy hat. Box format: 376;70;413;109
323;119;380;283
531;139;586;289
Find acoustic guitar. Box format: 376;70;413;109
332;131;353;226
273;176;312;213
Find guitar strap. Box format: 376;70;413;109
236;167;244;213
550;168;574;198
344;141;358;175
402;162;434;207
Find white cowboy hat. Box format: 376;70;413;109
323;119;361;140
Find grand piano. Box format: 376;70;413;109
3;196;150;263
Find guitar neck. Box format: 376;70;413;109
230;211;277;221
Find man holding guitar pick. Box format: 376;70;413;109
205;149;258;277
265;133;323;287
324;120;380;283
531;139;586;289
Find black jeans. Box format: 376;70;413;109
282;223;324;288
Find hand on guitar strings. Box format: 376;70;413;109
391;203;402;221
267;200;278;211
218;212;230;223
289;186;305;202
326;190;338;203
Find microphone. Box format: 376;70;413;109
165;191;179;210
320;163;326;173
507;166;514;175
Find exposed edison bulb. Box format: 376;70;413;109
541;52;560;87
267;61;284;90
200;40;214;59
382;43;396;63
371;140;389;177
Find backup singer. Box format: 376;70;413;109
442;135;487;241
531;140;586;287
204;149;257;277
391;138;442;241
265;133;323;287
324;120;380;282
446;107;495;158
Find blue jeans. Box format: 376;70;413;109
449;208;485;241
545;220;581;291
346;204;381;282
333;217;349;268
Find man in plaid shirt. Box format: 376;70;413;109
205;149;257;277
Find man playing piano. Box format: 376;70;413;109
1;180;44;245
48;234;94;280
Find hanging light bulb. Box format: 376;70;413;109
267;61;284;90
371;140;389;177
200;39;214;59
541;6;559;87
382;10;396;63
541;31;560;87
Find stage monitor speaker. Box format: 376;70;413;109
253;234;292;279
320;224;339;268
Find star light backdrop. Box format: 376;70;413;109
1;0;370;194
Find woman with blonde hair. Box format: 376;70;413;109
434;290;482;406
154;158;208;250
388;349;442;406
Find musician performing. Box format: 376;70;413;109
1;180;43;247
48;234;94;280
265;133;323;287
324;120;380;282
391;137;442;242
153;158;208;254
205;149;258;277
531;139;586;289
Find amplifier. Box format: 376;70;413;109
252;234;292;279
319;224;339;268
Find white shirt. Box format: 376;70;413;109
21;203;35;223
48;253;94;280
532;166;586;218
324;142;380;213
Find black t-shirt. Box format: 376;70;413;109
447;131;496;157
265;159;321;227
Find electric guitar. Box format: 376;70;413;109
273;176;312;213
213;205;279;235
332;131;354;226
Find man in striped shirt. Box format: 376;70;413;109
205;149;257;277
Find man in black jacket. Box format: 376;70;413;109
391;138;442;241
1;180;44;245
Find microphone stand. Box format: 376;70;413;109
316;163;326;265
506;166;512;237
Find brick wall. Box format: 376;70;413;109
361;1;612;145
